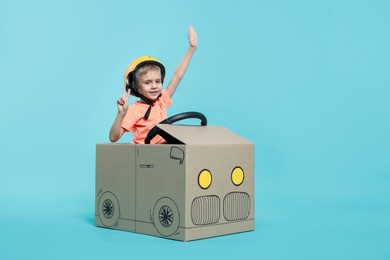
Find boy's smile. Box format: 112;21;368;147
138;70;163;101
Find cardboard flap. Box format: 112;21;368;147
156;124;252;145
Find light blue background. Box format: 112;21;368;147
1;0;389;259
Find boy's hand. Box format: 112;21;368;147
117;87;130;114
188;25;197;49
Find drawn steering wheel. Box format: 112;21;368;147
144;112;207;144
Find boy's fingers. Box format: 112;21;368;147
189;25;196;35
123;87;130;96
118;96;128;104
122;88;129;99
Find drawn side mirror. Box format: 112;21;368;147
170;147;184;164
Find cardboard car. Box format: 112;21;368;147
95;112;255;241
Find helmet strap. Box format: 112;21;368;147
140;93;162;120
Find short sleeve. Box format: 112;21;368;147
121;109;137;132
160;89;172;108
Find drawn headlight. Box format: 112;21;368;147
198;169;212;189
231;167;244;186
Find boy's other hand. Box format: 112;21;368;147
117;87;130;114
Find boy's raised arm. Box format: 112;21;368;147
109;88;129;142
166;25;198;97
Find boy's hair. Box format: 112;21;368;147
135;64;162;83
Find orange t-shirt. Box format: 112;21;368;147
121;89;172;144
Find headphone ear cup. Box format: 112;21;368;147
130;82;141;97
126;73;142;97
126;74;135;95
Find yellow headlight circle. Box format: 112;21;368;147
198;169;212;189
231;167;244;186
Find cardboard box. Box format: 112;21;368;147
95;124;254;241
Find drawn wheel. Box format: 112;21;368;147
153;197;180;237
98;191;120;227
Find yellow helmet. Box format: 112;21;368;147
124;56;166;97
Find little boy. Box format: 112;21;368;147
109;25;197;144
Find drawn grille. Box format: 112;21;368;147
223;192;251;221
191;195;220;225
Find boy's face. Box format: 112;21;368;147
137;69;163;101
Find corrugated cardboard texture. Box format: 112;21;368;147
95;125;254;241
95;144;136;232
